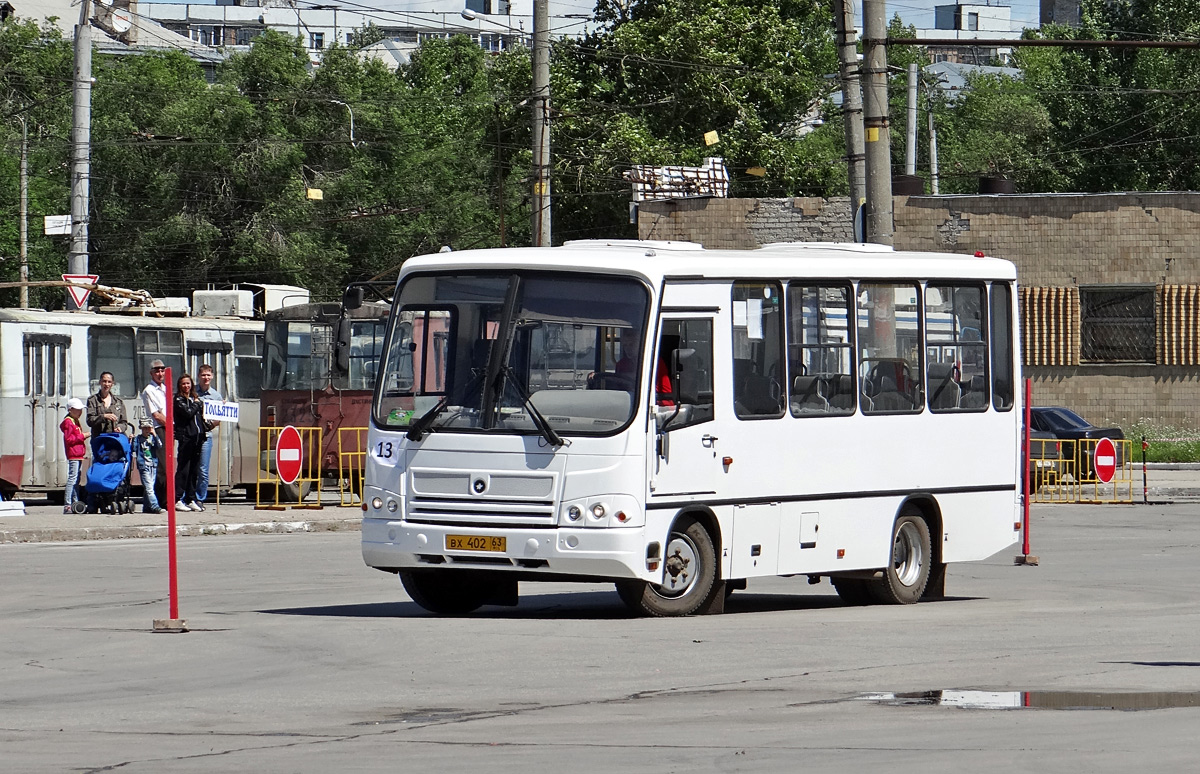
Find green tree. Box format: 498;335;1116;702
0;19;73;308
549;0;843;241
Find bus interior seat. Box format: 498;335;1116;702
791;375;828;414
827;374;855;411
927;362;961;410
959;375;988;408
866;375;914;412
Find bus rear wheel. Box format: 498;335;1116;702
616;516;717;617
869;511;931;605
400;571;488;614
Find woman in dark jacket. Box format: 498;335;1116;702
173;373;207;512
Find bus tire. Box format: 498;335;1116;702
869;510;931;605
831;578;873;605
615;515;717;617
400;571;487;615
277;481;311;503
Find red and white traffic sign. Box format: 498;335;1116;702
62;274;99;308
1094;437;1117;483
276;425;303;485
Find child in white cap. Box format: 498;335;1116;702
60;398;90;513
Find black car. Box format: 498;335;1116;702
1030;407;1126;479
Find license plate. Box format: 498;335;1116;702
445;534;507;552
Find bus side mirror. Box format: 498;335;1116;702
334;318;352;373
343;286;364;312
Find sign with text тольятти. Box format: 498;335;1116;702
202;401;240;423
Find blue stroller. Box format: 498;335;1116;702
85;432;133;515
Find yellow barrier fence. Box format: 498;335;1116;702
256;426;324;510
337;426;368;506
1029;437;1134;504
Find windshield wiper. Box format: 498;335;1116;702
406;395;451;442
405;370;487;442
498;366;565;448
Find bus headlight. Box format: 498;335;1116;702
387;499;399;513
559;496;643;528
371;497;384;511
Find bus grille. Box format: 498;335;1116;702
405;496;556;528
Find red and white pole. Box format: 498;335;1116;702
1022;378;1032;557
153;366;186;631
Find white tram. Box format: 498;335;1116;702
361;241;1022;616
0;285;307;501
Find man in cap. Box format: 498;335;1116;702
140;359;168;506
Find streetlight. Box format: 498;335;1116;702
461;2;551;246
329;99;357;147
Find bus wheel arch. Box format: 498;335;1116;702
869;501;934;605
616;508;720;617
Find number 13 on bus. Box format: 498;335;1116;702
362;241;1022;616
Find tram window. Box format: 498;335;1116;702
786;283;855;416
89;327;136;398
858;283;923;414
732;282;785;419
925;284;988;413
235;333;263;399
991;282;1014;411
188;346;231;398
136;329;183;384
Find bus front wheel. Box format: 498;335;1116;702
616;516;717;617
869;511;931;605
400;571;488;614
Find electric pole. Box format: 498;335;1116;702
69;0;93;310
862;0;893;246
18;115;29;309
906;63;918;176
531;0;551;246
833;0;866;221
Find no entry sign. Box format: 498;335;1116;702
276;425;303;485
1094;437;1117;483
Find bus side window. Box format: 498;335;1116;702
658;318;714;430
732;282;785;419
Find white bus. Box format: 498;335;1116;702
361;241;1021;616
0;287;305;502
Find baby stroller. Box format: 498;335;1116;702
85;432;134;515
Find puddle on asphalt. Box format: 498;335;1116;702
859;690;1200;711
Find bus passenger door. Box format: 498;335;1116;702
649;315;723;498
24;335;71;490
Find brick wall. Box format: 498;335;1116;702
636;192;1200;432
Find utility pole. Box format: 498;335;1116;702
929;110;940;195
832;0;865;221
531;0;551;246
906;62;918;176
18;115;29;309
69;0;93;310
862;0;893;246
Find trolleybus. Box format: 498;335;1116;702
361;241;1021;616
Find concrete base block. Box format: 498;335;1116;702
152;618;189;632
1014;554;1040;566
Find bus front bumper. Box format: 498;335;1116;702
361;517;660;581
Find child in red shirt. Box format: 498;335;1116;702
60;398;90;513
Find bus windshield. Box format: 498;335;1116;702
374;272;650;436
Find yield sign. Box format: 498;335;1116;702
1093;437;1117;484
276;425;303;485
62;274;99;308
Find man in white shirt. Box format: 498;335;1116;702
140;360;168;506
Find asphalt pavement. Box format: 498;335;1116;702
3;463;1200;543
